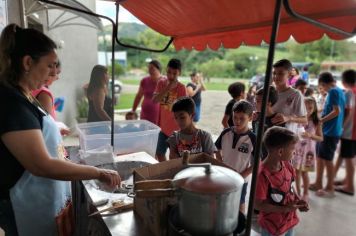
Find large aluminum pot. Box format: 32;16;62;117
174;163;244;236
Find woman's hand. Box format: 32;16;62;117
97;168;121;188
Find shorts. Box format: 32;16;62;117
317;136;339;161
340;138;356;158
156;131;169;156
240;182;248;204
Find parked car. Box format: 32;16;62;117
249;74;265;89
309;72;344;90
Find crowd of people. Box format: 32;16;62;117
127;57;355;236
1;22;355;236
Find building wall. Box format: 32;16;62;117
47;0;99;127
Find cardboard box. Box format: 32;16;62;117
133;153;231;236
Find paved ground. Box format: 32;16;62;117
65;85;356;236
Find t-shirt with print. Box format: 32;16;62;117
167;129;216;157
322;86;345;137
224;99;236;127
272;87;306;133
155;78;187;136
342;88;356;140
215;128;256;174
255;161;299;236
0;85;44;199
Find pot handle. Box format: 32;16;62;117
134;179;173;191
134;189;175;198
182;151;211;173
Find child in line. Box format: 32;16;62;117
253;86;283;160
271;59;307;133
334;69;356;196
125;111;138;120
215;100;256;213
292;97;323;201
255;127;309;236
152;58;187;162
221;82;245;128
294;79;308;96
167;97;215;159
310;72;345;197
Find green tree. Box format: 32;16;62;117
200;58;234;78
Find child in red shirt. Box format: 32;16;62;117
255;127;309;236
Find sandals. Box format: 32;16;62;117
334;186;354;196
333;180;345;186
315;189;335;198
308;184;321;191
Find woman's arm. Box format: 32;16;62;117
132;85;144;112
1;129;120;186
92;88;111;121
186;84;201;97
36;92;53;115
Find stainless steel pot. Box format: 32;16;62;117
133;154;244;236
174;163;244;235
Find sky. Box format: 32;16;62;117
96;1;143;25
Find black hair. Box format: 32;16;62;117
87;65;108;96
0;24;57;86
304;96;320;126
273;59;293;71
256;86;278;106
228;82;245;99
167;58;182;71
342;69;356;86
295;79;307;88
318;72;335;84
232;100;253;116
149;60;162;72
125;111;138;119
172;97;196;115
304;87;314;97
263;126;299;151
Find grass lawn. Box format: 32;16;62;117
121;78;247;91
115;93;136;110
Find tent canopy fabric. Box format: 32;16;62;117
115;0;356;51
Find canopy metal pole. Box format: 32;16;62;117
244;0;283;235
283;0;355;37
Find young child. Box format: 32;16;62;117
252;86;282;134
271;59;307;133
221;82;245;128
334;69;356;196
215;100;256;213
125;111;138;120
309;72;345;197
255;127;309;236
294;79;308;96
152;58;187;162
167;97;215;159
292;97;323;201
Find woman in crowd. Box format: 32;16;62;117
131;60;162;124
87;65;113;122
186;71;206;122
0;24;120;236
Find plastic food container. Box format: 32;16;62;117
77;120;160;156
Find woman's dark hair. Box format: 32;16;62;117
0;24;57;86
149;60;162;72
87;65;108;96
304;96;320;126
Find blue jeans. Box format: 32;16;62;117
261;227;294;236
0;199;18;236
193;102;201;122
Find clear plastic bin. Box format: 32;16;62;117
77;120;160;157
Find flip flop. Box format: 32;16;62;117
333;180;345;186
334;187;354;196
308;184;320;191
315;189;335;198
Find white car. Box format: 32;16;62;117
309;72;344;90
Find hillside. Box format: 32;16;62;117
103;22;147;38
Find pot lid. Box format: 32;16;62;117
174;164;244;194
